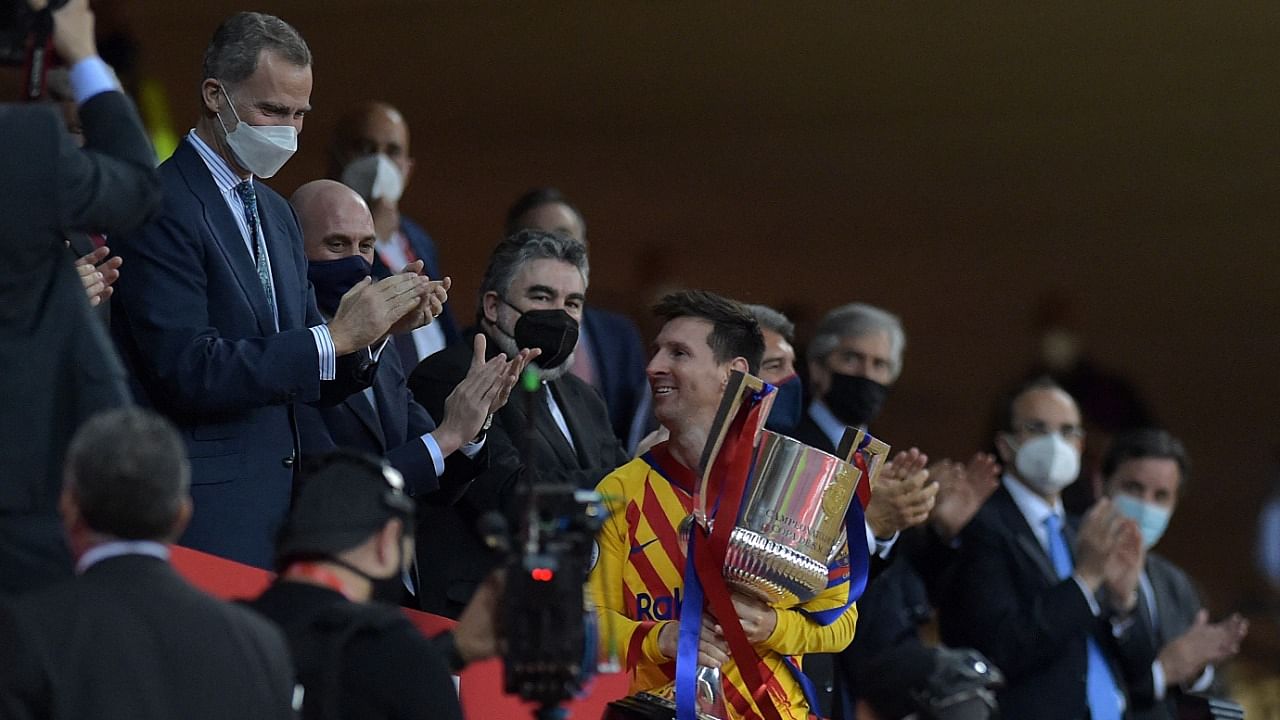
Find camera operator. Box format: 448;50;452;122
247;449;504;720
0;0;160;597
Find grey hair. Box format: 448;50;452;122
743;304;795;342
478;229;590;305
202;12;311;84
807;302;906;381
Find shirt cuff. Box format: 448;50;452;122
370;336;390;361
1071;575;1102;616
863;521;898;559
421;433;447;477
311;325;336;381
1189;665;1214;693
459;436;485;459
1152;660;1167;700
69;56;120;105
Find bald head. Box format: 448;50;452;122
291;180;376;263
328;100;413;182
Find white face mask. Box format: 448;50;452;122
1012;433;1081;496
341;153;404;204
217;85;298;179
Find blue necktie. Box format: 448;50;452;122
1044;513;1123;720
234;181;278;323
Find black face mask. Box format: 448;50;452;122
823;371;889;428
501;299;580;369
308;255;373;316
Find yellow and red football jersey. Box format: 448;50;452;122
589;444;858;720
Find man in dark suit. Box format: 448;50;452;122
110;12;441;568
505;187;649;447
0;0;160;596
329;100;460;370
0;408;296;720
1102;429;1248;720
290;179;529;503
409;229;631;617
938;378;1145;720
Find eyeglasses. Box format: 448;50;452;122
1012;420;1086;441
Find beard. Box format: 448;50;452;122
485;324;575;382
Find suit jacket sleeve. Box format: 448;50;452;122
388;373;480;504
0;604;50;720
55;91;160;235
943;518;1098;684
113;208;327;415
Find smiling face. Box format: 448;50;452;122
758;327;796;386
647;316;740;435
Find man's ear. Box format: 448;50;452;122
169;498;194;542
808;357;830;398
729;357;750;375
58;483;80;529
377;518;404;568
481;291;501;325
401;156;415;187
994;433;1016;466
200;79;224;117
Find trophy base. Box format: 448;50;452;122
603;693;721;720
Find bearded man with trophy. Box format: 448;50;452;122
591;291;889;720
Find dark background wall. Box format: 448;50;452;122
102;0;1280;654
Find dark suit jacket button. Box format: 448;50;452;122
282;456;295;468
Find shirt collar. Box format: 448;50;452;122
806;399;846;449
76;540;171;574
186;129;248;194
1002;472;1065;530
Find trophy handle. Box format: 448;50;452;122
694;370;769;530
836;427;891;491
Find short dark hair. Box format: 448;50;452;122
202;12;311;84
743;303;795;341
1102;428;1191;487
477;229;590;312
65;408;190;541
653;290;764;373
504;187;586;239
999;375;1072;432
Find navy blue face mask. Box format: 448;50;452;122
765;373;804;433
308;255;373;316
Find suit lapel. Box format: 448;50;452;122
551;380;593;466
992;487;1061;585
174;142;274;335
344;388;387;451
370;359;404;449
534;383;580;467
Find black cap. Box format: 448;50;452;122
275;449;415;567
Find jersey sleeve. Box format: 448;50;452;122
589;471;670;669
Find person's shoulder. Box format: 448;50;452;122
398;214;433;243
597;455;656;496
1146;551;1193;587
585;306;642;337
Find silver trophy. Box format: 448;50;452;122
609;372;888;720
